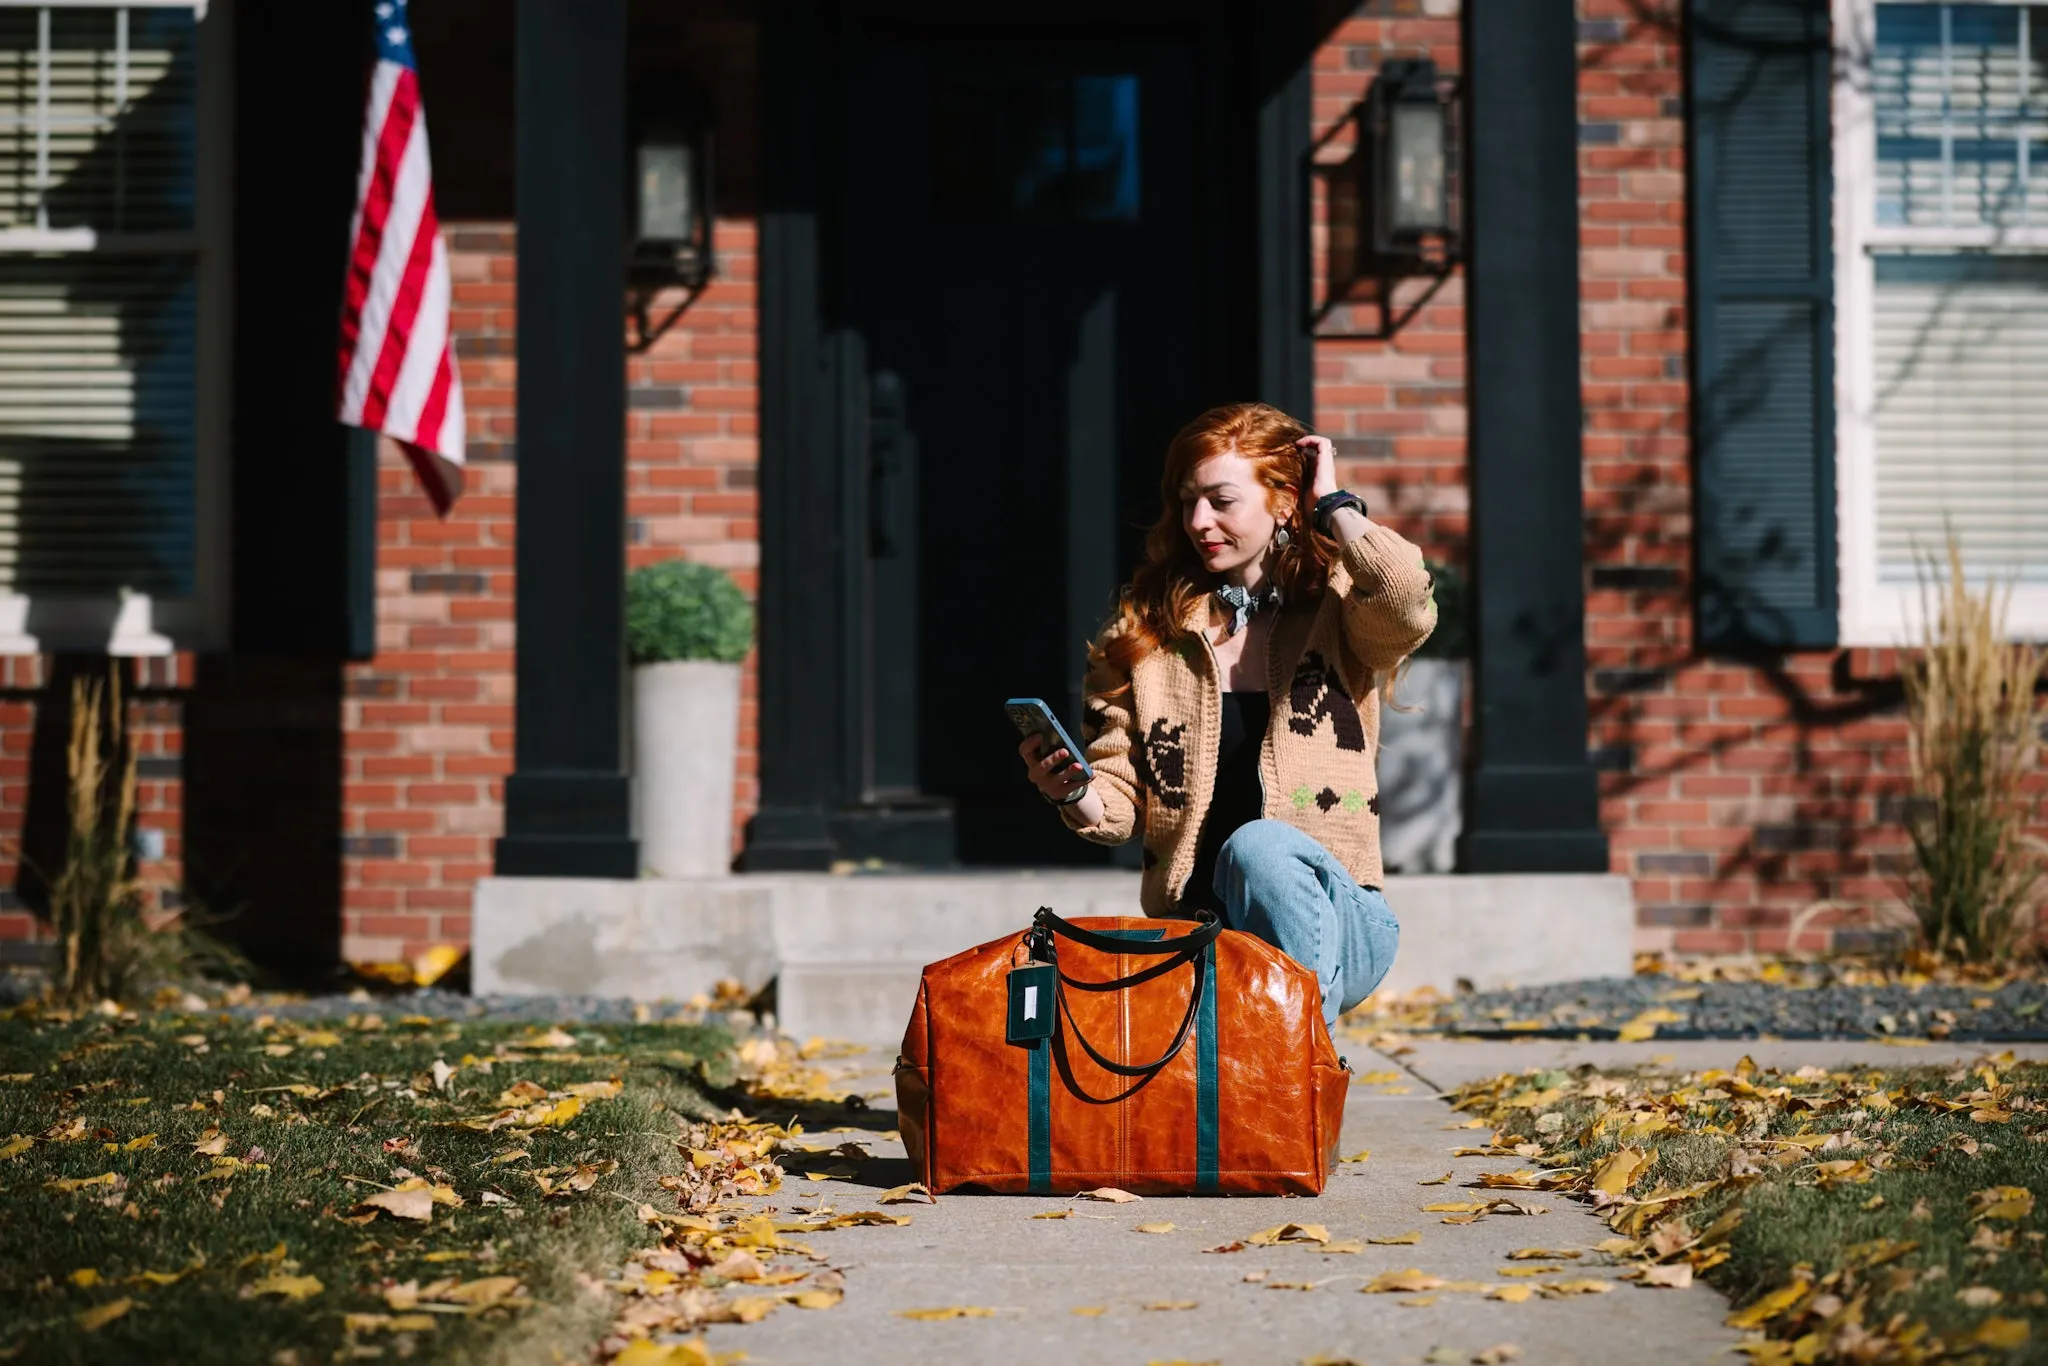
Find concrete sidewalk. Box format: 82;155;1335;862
693;1045;1742;1366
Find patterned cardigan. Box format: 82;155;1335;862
1064;522;1437;915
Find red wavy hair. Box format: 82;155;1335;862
1098;402;1335;681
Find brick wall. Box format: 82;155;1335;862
1311;0;1923;956
335;222;761;966
1311;1;1468;573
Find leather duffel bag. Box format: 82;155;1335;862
894;907;1349;1195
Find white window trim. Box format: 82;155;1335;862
0;0;231;656
1834;0;2048;646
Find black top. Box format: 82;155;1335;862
1184;690;1270;914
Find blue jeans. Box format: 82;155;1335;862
1213;819;1400;1032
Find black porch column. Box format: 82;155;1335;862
495;0;637;878
1456;0;1608;873
741;0;839;870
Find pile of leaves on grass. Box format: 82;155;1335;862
1446;1053;2046;1363
0;1000;748;1365
586;1033;917;1364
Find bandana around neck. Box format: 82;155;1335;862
1213;580;1282;637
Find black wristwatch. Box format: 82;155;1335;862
1313;489;1367;537
1046;783;1090;808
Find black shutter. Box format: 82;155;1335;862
1686;0;1836;650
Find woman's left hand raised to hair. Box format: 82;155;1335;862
1297;433;1340;503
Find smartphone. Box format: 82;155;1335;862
1004;697;1094;782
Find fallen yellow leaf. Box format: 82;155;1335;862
0;1134;29;1161
1368;1231;1422;1245
1968;1185;2034;1222
68;1268;101;1287
440;1275;523;1310
1590;1147;1648;1197
1031;1210;1071;1220
1070;1306;1108;1317
1076;1187;1140;1203
1141;1301;1199;1311
76;1298;133;1332
1536;1279;1614;1297
1725;1278;1809;1329
877;1182;933;1204
1248;1222;1328;1245
1340;1149;1371;1163
1971;1318;2030;1350
1135;1222;1177;1234
1488;1284;1534;1302
897;1307;998;1321
357;1185;435;1223
1506;1248;1581;1260
249;1273;325;1300
1634;1263;1692;1290
1365;1269;1447;1294
612;1340;725;1366
791;1290;842;1309
1956;1286;2003;1308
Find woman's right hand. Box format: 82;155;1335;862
1019;735;1090;803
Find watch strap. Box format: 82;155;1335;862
1313;490;1367;536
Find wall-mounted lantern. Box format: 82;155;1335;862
1359;58;1461;266
629;88;714;290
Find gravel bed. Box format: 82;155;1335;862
12;968;2048;1041
1430;973;2048;1041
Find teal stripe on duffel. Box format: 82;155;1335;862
1196;940;1219;1192
1027;1035;1051;1192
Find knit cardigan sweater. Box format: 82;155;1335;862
1065;522;1437;916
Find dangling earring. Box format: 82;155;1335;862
1274;526;1291;551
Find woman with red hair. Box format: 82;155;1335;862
1018;402;1436;1031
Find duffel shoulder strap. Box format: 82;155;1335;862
1031;906;1222;956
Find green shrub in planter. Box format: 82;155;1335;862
1412;559;1469;660
626;559;754;665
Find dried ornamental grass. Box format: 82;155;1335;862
48;671;146;1007
1901;534;2048;964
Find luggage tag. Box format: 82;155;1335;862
1007;964;1056;1046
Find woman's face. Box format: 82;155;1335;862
1180;449;1283;576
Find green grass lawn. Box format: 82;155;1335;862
0;1003;734;1365
1449;1056;2047;1363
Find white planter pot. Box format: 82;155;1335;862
632;659;742;878
1376;657;1465;874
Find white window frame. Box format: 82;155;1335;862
0;0;230;655
1834;0;2048;645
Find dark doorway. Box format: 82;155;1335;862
748;0;1311;873
842;30;1207;865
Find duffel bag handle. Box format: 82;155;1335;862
1030;906;1219;1079
1031;906;1223;956
1053;950;1207;1077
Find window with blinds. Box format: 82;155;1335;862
1873;254;2048;581
0;2;201;612
1837;1;2048;640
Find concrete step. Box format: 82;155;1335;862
471;870;1634;1043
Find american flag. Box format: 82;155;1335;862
337;0;466;514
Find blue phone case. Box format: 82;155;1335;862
1004;697;1094;781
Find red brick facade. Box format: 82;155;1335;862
0;0;1971;970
